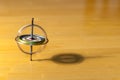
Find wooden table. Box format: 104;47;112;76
0;0;120;80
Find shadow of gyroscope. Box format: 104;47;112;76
32;52;112;64
33;53;85;64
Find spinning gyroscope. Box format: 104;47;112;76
15;18;48;61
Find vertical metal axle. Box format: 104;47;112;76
30;45;33;61
30;18;34;61
31;18;34;39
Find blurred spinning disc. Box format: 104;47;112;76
15;34;46;45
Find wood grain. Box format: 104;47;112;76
0;0;120;80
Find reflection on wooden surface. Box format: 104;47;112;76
0;0;120;80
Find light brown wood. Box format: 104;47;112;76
0;0;120;80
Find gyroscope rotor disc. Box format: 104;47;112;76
15;34;46;45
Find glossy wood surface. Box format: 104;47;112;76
0;0;120;80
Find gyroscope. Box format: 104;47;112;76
15;18;49;61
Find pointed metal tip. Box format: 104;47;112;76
32;18;34;21
30;53;33;61
30;56;33;61
32;18;34;25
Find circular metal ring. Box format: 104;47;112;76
17;42;47;54
18;24;48;38
15;24;48;45
15;24;49;54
